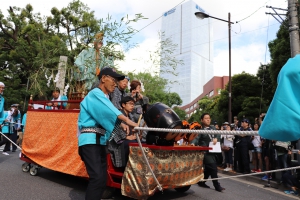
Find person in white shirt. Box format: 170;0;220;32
222;126;234;171
251;123;263;173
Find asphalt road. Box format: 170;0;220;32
0;151;297;200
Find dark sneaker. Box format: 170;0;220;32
215;186;225;192
197;182;210;188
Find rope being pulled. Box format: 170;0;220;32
133;127;297;183
202;165;300;181
134;127;259;136
0;131;22;151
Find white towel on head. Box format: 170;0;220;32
0;82;4;87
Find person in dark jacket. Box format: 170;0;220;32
235;118;252;173
108;96;137;167
109;76;130;110
191;113;225;192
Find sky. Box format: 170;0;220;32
1;0;288;77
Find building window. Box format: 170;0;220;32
209;90;214;97
218;89;221;95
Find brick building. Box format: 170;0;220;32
179;76;229;117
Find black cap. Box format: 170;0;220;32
241;118;249;123
98;67;125;80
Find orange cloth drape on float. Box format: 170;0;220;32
22;111;88;178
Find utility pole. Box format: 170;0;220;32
266;0;300;57
288;0;300;57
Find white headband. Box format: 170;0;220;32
0;82;4;87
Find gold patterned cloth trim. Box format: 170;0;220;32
121;146;204;200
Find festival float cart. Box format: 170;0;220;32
20;96;209;200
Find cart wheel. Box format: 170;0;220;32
174;185;191;193
29;166;38;176
101;187;115;199
22;163;31;172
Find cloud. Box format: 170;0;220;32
115;37;160;74
214;42;267;76
1;0;288;78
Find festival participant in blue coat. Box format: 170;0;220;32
17;112;27;147
0;111;10;155
6;105;21;152
0;82;5;121
77;67;138;200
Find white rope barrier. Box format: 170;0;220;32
133;126;299;183
1;122;24;126
0;131;22;150
134;127;259;136
202;165;300;181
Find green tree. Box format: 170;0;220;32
0;65;27;111
0;4;68;103
128;72;182;107
0;1;145;106
238;96;266;123
173;107;186;120
217;72;261;122
49;0;145;63
256;63;272;112
268;21;290;90
188;96;222;124
134;32;183;85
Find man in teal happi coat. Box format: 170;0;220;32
0;82;5;120
77;67;138;200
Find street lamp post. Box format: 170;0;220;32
195;12;234;124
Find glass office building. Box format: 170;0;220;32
160;0;214;106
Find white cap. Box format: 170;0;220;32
0;82;4;87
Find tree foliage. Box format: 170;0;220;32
0;1;145;109
268;21;290;90
128;72;182;107
217;72;263;122
188;96;222;124
172;107;186;120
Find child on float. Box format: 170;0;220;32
108;96;138;167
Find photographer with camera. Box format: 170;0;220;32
129;80;149;123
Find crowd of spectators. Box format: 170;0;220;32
213;115;299;195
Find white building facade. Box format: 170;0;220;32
160;0;214;105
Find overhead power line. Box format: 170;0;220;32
131;0;186;36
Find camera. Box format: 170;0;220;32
223;126;227;130
230;123;235;128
